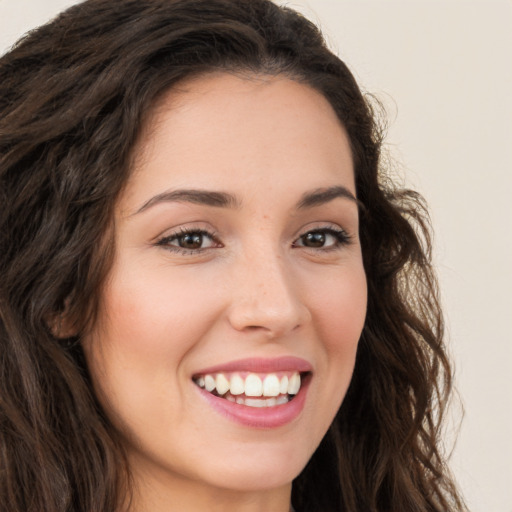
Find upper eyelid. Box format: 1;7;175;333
158;224;347;238
154;223;352;249
154;223;217;241
295;222;350;238
155;228;219;247
294;227;351;244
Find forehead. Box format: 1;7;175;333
123;72;354;212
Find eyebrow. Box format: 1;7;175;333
296;186;358;209
134;189;240;214
133;184;358;216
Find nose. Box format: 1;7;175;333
226;249;312;338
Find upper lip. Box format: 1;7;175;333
193;356;313;375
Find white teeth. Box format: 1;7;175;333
263;374;280;397
245;398;266;408
195;371;304;401
204;374;216;392
288;372;301;395
245;374;263;397
238;396;289;408
229;374;245;395
215;373;230;395
279;375;288;395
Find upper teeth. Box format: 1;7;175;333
195;372;301;397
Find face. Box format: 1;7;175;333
84;73;367;505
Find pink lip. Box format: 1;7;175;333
193;356;313;376
195;373;311;429
192;357;313;429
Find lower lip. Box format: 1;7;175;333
195;375;311;429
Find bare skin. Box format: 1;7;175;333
84;73;367;512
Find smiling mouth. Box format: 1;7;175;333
193;371;307;407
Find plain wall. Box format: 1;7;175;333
1;1;511;511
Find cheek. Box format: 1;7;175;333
83;264;225;427
307;263;367;400
96;261;224;359
309;263;367;351
291;262;366;452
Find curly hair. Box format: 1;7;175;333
0;1;466;511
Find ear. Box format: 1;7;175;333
47;301;78;339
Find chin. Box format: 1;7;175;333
197;443;312;492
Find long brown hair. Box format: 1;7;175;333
0;1;466;511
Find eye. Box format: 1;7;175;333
156;229;220;253
294;227;350;250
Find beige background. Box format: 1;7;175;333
1;1;511;510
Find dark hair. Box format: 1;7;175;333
0;1;466;511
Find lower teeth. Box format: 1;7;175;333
221;393;292;407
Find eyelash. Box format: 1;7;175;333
292;227;352;251
155;226;351;255
155;228;221;255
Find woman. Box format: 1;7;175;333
0;1;467;511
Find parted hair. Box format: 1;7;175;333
0;1;466;511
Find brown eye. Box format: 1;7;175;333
157;229;219;253
301;232;326;248
179;232;204;249
294;228;350;250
